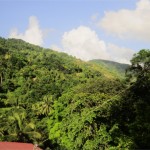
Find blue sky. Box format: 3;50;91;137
0;0;150;63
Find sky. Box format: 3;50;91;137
0;0;150;64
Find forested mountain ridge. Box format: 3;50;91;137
0;37;122;148
0;37;119;79
0;37;150;149
89;59;129;78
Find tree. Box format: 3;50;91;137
32;95;53;117
127;49;150;88
123;49;150;148
2;108;41;143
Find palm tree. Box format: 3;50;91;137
41;95;53;116
5;108;41;142
32;95;53;116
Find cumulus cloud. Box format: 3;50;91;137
60;26;134;63
99;0;150;41
62;26;109;61
9;16;44;46
107;43;134;64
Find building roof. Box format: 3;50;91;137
0;142;42;150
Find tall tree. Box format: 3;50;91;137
124;49;150;148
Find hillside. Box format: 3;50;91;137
89;59;129;78
0;37;150;149
0;37;122;148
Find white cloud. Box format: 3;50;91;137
62;26;109;61
9;16;44;46
107;43;134;64
99;0;150;41
59;26;134;64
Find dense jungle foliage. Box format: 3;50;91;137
0;37;150;149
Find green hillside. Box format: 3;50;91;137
0;37;150;149
89;59;129;78
0;37;122;148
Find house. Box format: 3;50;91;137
0;142;42;150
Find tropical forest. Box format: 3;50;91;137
0;37;150;150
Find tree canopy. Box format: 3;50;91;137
0;37;150;149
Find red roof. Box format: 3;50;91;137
0;142;42;150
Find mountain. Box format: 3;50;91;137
1;37;149;149
89;59;130;78
0;37;122;149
